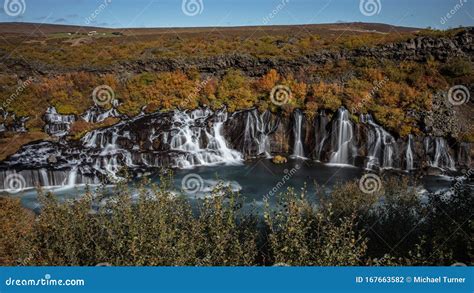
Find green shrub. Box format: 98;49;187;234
1;174;471;266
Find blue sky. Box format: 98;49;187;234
0;0;472;29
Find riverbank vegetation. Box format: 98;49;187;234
1;175;472;266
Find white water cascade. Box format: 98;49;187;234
170;109;243;168
242;110;278;158
291;110;305;159
425;137;456;171
361;114;398;170
44;106;76;137
329;108;355;165
81;123;134;181
406;135;414;171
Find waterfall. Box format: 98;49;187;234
3;104;464;192
242;110;279;158
329;108;355;165
67;168;77;187
361;114;398;170
406;135;414;171
314;110;329;161
82;100;122;123
80;121;136;181
43;106;76;137
291;110;305;159
0;168;99;191
170;109;242;168
425;137;456;171
40;169;49;186
208;110;244;164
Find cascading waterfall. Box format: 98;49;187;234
425;137;456;171
43;106;76;137
329;108;355;165
405;135;414;171
242;110;279;158
291;110;305;158
361;114;398;170
81;124;134;181
0;168;98;191
2;105;465;192
207;110;244;165
170;109;242;168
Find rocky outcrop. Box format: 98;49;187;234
0;109;28;136
2;28;472;78
115;29;473;77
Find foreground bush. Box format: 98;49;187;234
0;175;472;266
0;197;35;265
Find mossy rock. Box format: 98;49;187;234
272;155;287;164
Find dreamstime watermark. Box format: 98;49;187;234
440;0;468;25
270;85;292;106
3;0;26;17
359;0;382;17
92;85;115;106
181;173;204;195
181;0;204;16
351;77;389;114
2;77;33;110
85;0;112;25
5;274;85;287
450;168;473;193
262;0;290;25
181;77;211;107
358;173;382;194
263;164;301;200
3;173;26;194
447;85;471;106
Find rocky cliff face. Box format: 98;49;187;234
1;106;471;191
116;28;474;78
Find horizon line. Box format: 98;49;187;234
0;20;436;31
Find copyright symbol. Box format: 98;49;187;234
406;277;412;283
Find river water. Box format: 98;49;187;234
2;159;456;212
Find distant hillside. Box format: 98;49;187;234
0;22;419;36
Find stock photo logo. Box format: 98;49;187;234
358;173;382;194
84;0;112;25
270;85;292;106
3;0;26;17
440;0;468;25
182;0;204;16
359;0;382;17
447;85;471;106
181;173;204;195
92;85;115;106
3;173;26;194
